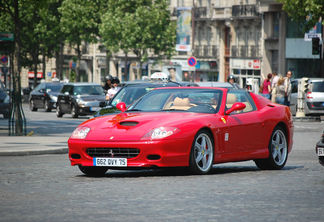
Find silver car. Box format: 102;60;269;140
290;78;324;116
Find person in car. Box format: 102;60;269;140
106;77;121;101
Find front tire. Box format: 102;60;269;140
29;100;37;111
71;104;79;118
78;166;108;177
254;126;288;170
56;105;63;117
45;100;51;112
189;130;214;174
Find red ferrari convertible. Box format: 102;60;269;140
68;87;293;176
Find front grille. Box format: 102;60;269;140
86;148;140;158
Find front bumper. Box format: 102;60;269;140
68;138;192;168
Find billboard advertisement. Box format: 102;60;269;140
176;7;192;52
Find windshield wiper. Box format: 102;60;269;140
161;109;186;111
126;109;142;112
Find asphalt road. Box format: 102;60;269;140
0;112;323;222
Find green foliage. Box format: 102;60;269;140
278;0;324;31
100;0;176;63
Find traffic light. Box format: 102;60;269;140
301;77;309;93
312;37;320;55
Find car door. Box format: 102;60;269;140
33;83;44;108
222;90;267;153
60;85;73;112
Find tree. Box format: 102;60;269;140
59;0;102;82
0;0;46;135
100;0;176;80
278;0;324;77
278;0;324;30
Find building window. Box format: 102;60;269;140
273;12;280;38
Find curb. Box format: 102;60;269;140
0;147;68;156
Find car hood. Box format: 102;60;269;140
82;112;207;141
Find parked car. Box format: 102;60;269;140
68;87;293;176
94;80;198;117
29;82;64;112
0;82;10;118
290;78;324;116
56;82;106;118
315;129;324;166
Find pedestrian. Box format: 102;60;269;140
271;72;279;102
260;73;272;99
274;77;286;105
106;77;121;101
284;70;292;106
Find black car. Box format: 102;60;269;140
0;82;10;118
29;82;64;112
56;82;106;118
315;129;324;166
94;80;198;117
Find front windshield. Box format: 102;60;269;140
111;86;156;106
47;84;63;92
74;85;105;96
128;88;222;114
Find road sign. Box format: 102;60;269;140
187;56;197;67
0;55;8;64
0;32;14;41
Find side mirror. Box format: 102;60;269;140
225;102;246;115
116;102;126;112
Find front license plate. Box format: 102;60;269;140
93;158;127;167
318;147;324;156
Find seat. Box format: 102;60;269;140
226;93;237;109
169;97;191;110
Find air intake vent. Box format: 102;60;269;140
119;121;139;126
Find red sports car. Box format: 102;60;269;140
68;87;294;176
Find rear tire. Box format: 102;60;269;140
189;129;214;174
254;126;288;170
78;166;108;177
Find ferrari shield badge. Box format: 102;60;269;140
221;117;227;124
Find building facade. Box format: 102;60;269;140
13;0;321;91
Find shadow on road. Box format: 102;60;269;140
74;165;304;178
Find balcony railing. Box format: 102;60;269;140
231;45;260;58
194;45;219;58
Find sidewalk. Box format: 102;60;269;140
0;135;69;156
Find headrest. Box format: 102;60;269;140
227;94;237;104
173;97;190;106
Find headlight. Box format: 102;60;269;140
70;126;90;139
76;98;86;106
142;127;179;140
